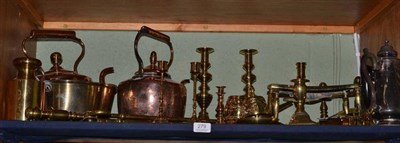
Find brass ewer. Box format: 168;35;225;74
196;47;214;122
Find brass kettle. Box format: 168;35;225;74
118;26;188;119
361;41;400;125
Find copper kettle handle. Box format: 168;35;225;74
133;26;174;75
360;48;378;109
21;30;85;73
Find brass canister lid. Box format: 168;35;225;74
13;57;42;79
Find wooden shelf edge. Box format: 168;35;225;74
43;22;355;34
355;0;395;33
16;0;43;27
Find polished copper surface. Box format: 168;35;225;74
118;26;187;120
94;67;117;114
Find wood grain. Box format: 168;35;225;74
355;0;395;32
43;22;355;33
0;0;37;119
360;0;400;54
19;0;382;32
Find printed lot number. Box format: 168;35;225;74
193;122;211;133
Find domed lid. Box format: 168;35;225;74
378;41;397;58
135;51;171;78
44;52;91;81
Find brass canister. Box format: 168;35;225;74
6;57;42;120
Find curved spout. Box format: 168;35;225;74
180;79;190;85
99;67;114;84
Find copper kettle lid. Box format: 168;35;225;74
378;41;397;58
44;52;91;81
136;51;171;78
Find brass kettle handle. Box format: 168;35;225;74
22;30;85;73
360;48;378;110
133;26;174;76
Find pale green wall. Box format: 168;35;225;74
37;31;357;124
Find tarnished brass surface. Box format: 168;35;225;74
196;47;214;122
25;108;211;123
267;62;362;125
7;79;41;120
215;86;226;124
20;30;116;114
6;53;42;120
190;62;200;122
288;62;315;125
225;49;269;124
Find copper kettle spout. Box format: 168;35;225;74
181;79;190;85
99;67;114;84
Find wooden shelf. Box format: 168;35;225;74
16;0;395;33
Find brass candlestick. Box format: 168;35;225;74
190;62;200;122
154;61;168;123
216;86;226;124
241;49;257;98
289;62;315;125
196;47;214;122
225;49;270;124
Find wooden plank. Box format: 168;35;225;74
25;0;379;32
355;0;395;32
0;0;37;119
15;0;43;27
43;22;355;34
359;0;400;54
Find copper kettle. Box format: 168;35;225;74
361;41;400;125
118;26;188;119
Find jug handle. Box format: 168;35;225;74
21;30;85;73
133;26;174;76
360;48;378;109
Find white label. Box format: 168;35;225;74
193;122;211;133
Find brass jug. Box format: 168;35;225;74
118;26;188;119
361;41;400;125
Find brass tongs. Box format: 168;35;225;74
25;107;201;123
